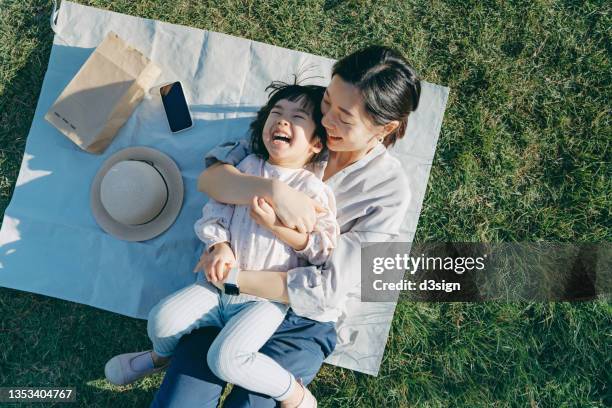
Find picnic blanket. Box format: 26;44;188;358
0;1;449;375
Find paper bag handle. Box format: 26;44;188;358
48;1;162;101
51;0;60;34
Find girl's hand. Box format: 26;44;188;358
250;196;279;231
193;242;236;283
271;180;326;233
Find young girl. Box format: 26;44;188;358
105;82;339;408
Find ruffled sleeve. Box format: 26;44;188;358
193;198;234;250
294;183;339;266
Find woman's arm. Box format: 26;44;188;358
200;139;326;232
198;162;276;206
208;221;399;309
210;233;389;311
207;268;289;303
204;172;410;316
239;270;289;304
199;163;324;233
199;139;279;205
200;240;290;302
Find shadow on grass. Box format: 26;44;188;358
0;2;55;219
0;286;161;407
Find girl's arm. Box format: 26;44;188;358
268;224;308;251
260;187;338;261
249;196;309;251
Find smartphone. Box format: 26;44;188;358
160;81;193;133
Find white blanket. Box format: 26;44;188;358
0;1;448;375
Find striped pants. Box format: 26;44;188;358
146;278;294;401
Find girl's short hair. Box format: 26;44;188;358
332;45;421;147
249;81;327;163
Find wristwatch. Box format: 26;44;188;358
224;266;240;295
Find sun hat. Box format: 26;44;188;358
90;146;183;241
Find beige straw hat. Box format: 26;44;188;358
90;146;184;241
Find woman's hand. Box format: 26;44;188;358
271;180;326;233
193;242;236;283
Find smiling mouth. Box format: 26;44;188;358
272;132;291;144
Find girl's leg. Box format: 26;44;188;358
224;309;336;408
150;308;337;408
206;301;297;402
147;281;223;359
105;281;223;387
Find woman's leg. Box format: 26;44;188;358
206;301;294;401
223;309;337;408
150;326;226;408
147;281;223;358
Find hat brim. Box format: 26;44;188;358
90;146;184;242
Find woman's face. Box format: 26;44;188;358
321;75;383;152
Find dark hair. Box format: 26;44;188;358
249;81;327;163
332;45;421;147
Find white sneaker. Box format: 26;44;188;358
104;350;168;386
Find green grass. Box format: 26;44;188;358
1;0;610;406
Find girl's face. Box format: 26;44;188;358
321;75;388;153
262;98;322;168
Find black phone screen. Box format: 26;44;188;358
160;82;193;132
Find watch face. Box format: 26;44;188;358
224;283;240;296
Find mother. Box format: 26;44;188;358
151;45;420;407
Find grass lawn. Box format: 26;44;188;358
1;0;610;407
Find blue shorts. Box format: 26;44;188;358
150;308;336;408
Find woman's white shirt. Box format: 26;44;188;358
204;139;410;323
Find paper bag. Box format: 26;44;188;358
45;31;161;154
